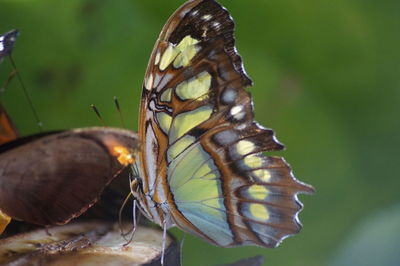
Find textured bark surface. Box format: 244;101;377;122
0;222;180;266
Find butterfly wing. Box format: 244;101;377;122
0;29;18;63
0;30;19;145
0;104;18;145
137;0;314;248
0;128;139;226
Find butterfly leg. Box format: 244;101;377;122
133;199;137;231
120;177;141;243
129;176;142;236
122;199;139;246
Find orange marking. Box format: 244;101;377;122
112;145;135;166
0;210;11;235
0;104;18;145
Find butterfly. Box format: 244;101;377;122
132;0;314;254
0;29;18;64
0;30;140;233
0;127;139;227
0;29;19;145
0;0;313;262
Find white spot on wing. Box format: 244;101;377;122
237;124;247;130
236;140;255;156
202;14;212;21
202;27;208;38
230;105;245;120
145;73;154;91
154;51;161;65
212;22;221;29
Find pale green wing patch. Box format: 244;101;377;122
168;141;233;246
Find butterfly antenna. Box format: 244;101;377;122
114;96;126;128
8;54;43;131
90;104;107;126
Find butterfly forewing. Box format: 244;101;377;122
137;0;314;248
0;29;20;145
0;29;18;62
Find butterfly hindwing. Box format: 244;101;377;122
137;0;314;248
0;128;139;226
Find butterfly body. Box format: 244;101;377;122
133;0;314;249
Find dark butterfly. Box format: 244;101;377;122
0;30;139;234
0;128;139;231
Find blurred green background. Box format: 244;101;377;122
1;0;399;265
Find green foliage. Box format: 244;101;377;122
1;0;399;265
